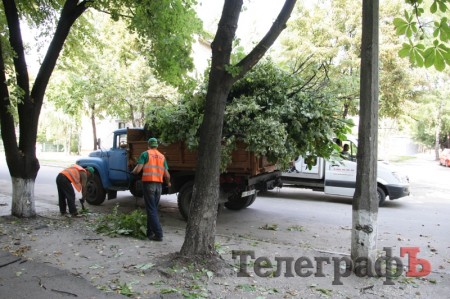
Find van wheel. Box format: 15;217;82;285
177;181;194;220
377;186;386;207
86;173;106;205
225;188;256;210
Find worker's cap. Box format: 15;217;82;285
86;166;95;174
148;137;158;147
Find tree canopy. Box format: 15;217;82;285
46;14;180;151
277;0;428;120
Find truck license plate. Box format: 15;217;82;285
241;189;256;197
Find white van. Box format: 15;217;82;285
281;139;410;205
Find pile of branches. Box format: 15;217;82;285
146;60;353;169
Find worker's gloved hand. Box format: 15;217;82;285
130;172;141;180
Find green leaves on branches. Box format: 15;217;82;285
90;0;203;86
146;61;353;170
394;10;418;38
394;1;450;71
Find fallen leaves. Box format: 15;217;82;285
12;245;31;256
259;224;278;231
287;225;304;232
309;284;333;297
134;262;155;270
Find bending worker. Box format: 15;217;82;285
132;137;171;242
56;165;94;217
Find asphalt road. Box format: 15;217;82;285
1;153;449;276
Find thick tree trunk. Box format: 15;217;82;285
180;0;297;257
0;0;88;218
351;0;379;267
180;0;241;256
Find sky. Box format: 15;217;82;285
196;0;287;49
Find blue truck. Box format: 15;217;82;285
76;128;282;219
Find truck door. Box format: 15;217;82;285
324;153;357;197
108;132;129;184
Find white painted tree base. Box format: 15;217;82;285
351;209;378;263
11;177;36;218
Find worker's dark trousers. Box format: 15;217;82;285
56;173;77;214
142;182;163;239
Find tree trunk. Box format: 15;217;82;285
90;104;98;150
127;100;137;127
66;127;72;154
448;133;450;149
343;100;349;119
180;0;241;256
11;178;36;218
0;0;88;218
351;0;379;268
180;0;297;257
435;99;443;160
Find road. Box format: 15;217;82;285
1;153;449;275
0;155;68;210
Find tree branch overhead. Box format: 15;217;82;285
235;0;297;81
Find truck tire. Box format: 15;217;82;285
377;186;386;207
129;179;143;198
245;193;257;208
177;181;194;220
225;187;256;210
86;173;106;205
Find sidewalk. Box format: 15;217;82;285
0;193;129;299
0;152;127;298
0;250;126;299
0;192;59;217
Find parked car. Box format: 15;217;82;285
439;148;450;167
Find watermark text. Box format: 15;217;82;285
232;247;431;285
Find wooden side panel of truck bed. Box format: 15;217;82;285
126;128;276;176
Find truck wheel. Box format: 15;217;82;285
377;186;386;207
245;193;257;208
86;173;106;205
177;181;194;220
129;179;143;198
225;188;256;210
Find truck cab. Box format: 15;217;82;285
76;128;140;205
